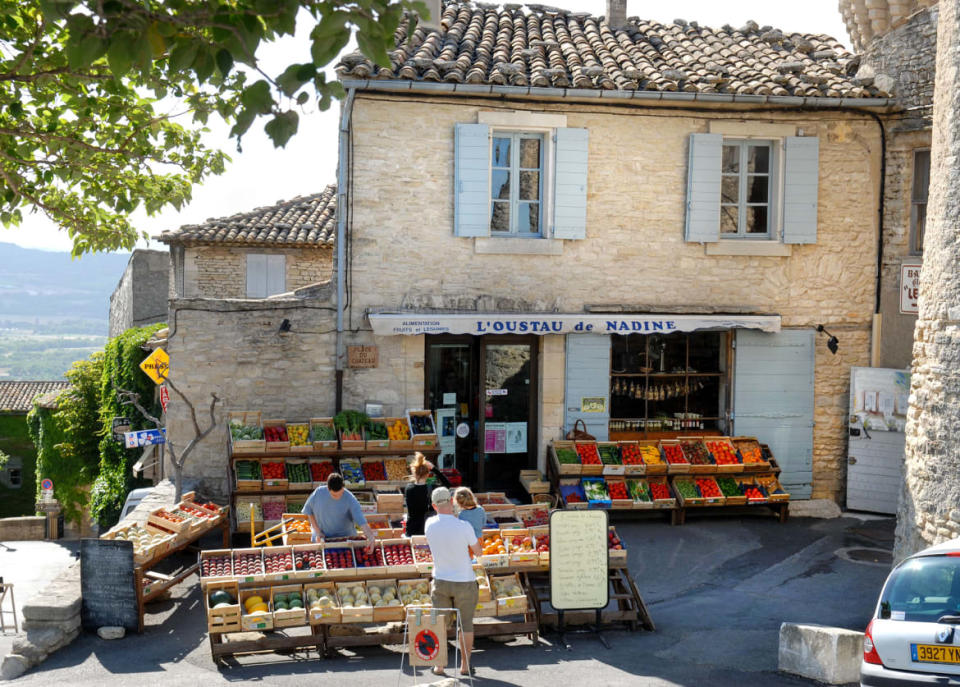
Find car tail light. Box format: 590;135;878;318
863;619;883;665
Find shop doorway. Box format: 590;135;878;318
425;335;538;493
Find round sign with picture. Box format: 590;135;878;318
41;478;53;491
413;628;441;662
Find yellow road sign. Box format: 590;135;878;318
140;348;169;385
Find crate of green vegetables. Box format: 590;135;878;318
228;411;265;455
715;476;746;506
598;442;625;476
285;459;313;492
310;418;339;452
234;459;262;491
550;441;581;476
364;420;390;450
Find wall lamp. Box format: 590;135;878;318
278;319;292;334
816;324;839;355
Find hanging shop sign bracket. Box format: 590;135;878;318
369;312;781;336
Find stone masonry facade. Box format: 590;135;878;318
108;249;170;337
181;245;332;299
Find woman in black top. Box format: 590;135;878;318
404;452;433;536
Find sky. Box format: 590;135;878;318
1;0;850;254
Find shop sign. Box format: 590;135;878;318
111;416;132;441
369;313;781;336
549;509;609;611
581;397;607;413
900;262;922;314
139;348;169;385
159;386;170;412
486;388;508;396
124;428;166;449
347;345;378;368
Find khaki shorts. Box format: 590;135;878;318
430;578;479;632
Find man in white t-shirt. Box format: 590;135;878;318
424;486;482;676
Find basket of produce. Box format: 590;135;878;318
309;458;334;487
559;479;587;509
411;535;434;574
205;580;242;633
262;419;290;452
475;492;509;506
397;579;432;609
576;442;604;476
234;459;262;491
360;456;388;486
474;564;493;602
282;514;313;546
228;411;265;455
618;442;646;476
310;418;338;452
178;498;228;527
491;509;522;529
732;437;769;471
233;548;266;583
147;507;192;534
368;579;405;621
104;523;176;565
671;477;704;507
287;422;312;454
647;476;676;507
638;442;667;475
490;573;527;616
381;538;417;573
756;474;790;502
321;544;357;579
305;582;340;624
364;419;390;450
582;477;611;508
503;529;540;567
199;550;235;587
680;439;715;474
261;459;288;491
551;440;582;476
385;417;413;450
705;438;743;473
382;457;410;484
339;458;365;489
335;410;369;451
291;544;325;579
336;581;374;622
353;489;376;514
281;459;310;491
608;526;627;564
605;477;634;509
407;410;438;448
737;476;769;504
716;476;747;505
531;527;550;564
626;478;654;509
598;442;624;475
239;587;273;631
234;495;263;533
262;547;296;582
270;585;306;628
516;504;549;528
660;440;691;474
694;477;726;505
364;513;392;538
286;496;307;514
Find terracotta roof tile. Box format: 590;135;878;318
158;184;336;247
337;2;884;98
0;381;70;413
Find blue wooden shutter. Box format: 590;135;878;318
454;123;490;237
246;253;267;298
564;334;610;440
684;133;722;243
782;137;819;244
734;329;814;499
553;127;589;239
266;254;286;296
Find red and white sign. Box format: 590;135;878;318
159;386;170;412
900;262;922;314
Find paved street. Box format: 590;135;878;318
7;512;893;686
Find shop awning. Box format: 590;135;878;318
368;313;781;336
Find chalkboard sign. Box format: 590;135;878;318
549;509;609;611
81;538;139;631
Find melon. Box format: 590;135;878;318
210;590;234;607
244;595;263;612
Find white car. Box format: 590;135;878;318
861;537;960;686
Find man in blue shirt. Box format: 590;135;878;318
303;472;375;552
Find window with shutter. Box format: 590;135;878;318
246;253;286;298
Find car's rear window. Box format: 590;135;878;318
881;554;960;622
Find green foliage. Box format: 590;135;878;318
0;415;38;518
89;323;165;527
2;0;427;255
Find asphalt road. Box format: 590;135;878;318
8;511;894;686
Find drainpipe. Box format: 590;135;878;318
335;87;356;413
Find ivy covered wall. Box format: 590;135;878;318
0;413;37;518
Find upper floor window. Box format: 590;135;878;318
246;253;286;298
721;141;774;238
911;149;930;254
490;133;544;236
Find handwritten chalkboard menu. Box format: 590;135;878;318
81;538;139;631
549;510;609;610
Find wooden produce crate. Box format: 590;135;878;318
339;458;365;490
608;526;628;565
286;422;313;454
551;440;582;477
474;565;492;602
320;543;357;579
239;588;274;631
281;514;312;546
146;507;191;535
558;478;587;510
305;582;341;624
732;436;770;471
336;581;374;622
618;441;646;476
516;503;549;528
398;579;432;609
519;469;550;494
367;579;405;622
638;441;667;475
605;477;634;509
285;458;313;491
310;418;339;452
575;441;604;476
529;525;550;565
359;456;389;487
180;497;229;527
704;437;743;473
476;491;509;506
692;476;726;506
381;538;417;573
646;475;677;508
680;438;716;474
199;549;235;587
338;427;365;452
234;495;263;533
407;409;438;448
479;530;509;569
270;584;307;628
624;478;654;510
262;546;297;583
234;458;262;491
376;489;404;513
671;476;705;507
165;506;207;537
714;475;747;506
581;477;611;509
756;473;790;502
204;580;241;634
503;529;540;567
291;544;326;580
660;440;691;474
261;494;287;527
489;508;523;530
228;411;265;455
384;417;413;451
261;458;288;491
353;489;376;513
598;441;625;476
364;420;391;450
411;535;434;574
309;457;335;488
263;418;291;452
364;513;392;539
736;476;769;504
490;573;528;616
285;495;307;516
475;598;499;618
232;547;266;584
382;457;411;485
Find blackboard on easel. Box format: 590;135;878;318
549;509;609;611
81;538;138;631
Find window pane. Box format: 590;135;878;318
518;202;540;233
519;171;540;200
746;205;768;234
912;150;930;202
914;203;926;252
492;137;511;167
721;206;739;234
492;170;511;200
491;201;511;231
748;145;770;173
520;138;541;168
722;145;740;173
721;176;739;204
747;175;768;203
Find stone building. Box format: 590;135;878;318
108;249;171;337
159;0;905;506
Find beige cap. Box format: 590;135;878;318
431;486;452;505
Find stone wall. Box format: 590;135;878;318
181;245;332;299
108;249;170;337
